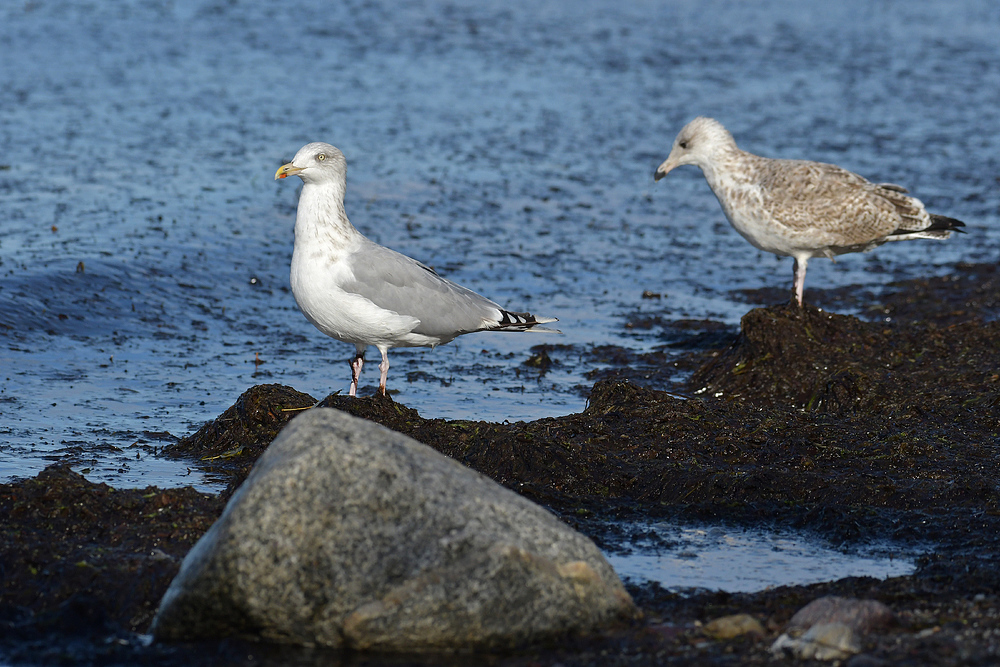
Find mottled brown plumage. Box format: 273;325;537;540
654;117;965;305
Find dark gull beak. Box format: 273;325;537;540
654;156;680;182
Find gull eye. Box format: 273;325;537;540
317;153;326;161
678;140;689;149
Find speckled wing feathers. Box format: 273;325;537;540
874;184;933;232
751;157;914;246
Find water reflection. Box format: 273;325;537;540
606;523;915;593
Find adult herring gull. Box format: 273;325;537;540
276;142;557;396
654;117;965;306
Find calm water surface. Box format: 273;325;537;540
1;0;998;490
607;522;916;593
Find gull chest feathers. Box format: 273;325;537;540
702;164;789;256
276;142;557;397
288;179;419;348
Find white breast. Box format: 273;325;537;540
290;245;422;348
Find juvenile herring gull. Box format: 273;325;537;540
275;142;557;396
654;117;965;306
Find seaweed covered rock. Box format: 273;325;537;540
167;384;317;458
689;304;888;411
162;384;316;495
0;465;223;637
316;391;422;430
687;302;1000;415
151;408;637;650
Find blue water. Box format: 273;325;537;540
607;522;916;593
1;0;998;490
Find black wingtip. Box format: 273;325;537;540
496;310;557;330
929;214;966;232
498;310;535;328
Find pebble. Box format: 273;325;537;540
702;613;765;640
771;622;862;661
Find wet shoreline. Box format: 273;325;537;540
2;263;999;664
6;0;998;482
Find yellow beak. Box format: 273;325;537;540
275;162;304;180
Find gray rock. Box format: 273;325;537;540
151;408;637;650
789;596;894;635
771;622;862;661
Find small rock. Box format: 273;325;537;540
702;613;765;640
771;622;862;661
789;595;894;635
151;408;637;650
803;623;863;659
846;653;889;667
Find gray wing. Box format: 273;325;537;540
340;239;504;338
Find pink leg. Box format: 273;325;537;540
792;257;808;307
349;347;365;397
377;347;390;396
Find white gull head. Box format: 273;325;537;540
274;142;347;184
654;117;738;181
